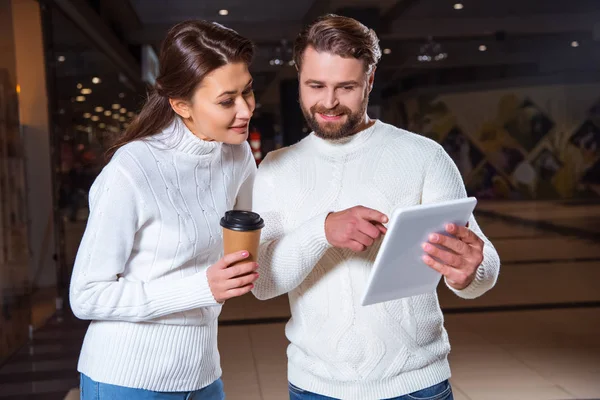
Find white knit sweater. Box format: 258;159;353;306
252;120;500;400
69;118;256;391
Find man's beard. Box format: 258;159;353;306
300;93;369;140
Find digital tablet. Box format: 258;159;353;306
361;197;477;306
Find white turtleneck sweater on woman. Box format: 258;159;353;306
69;118;256;392
252;120;501;400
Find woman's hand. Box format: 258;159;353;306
207;251;259;302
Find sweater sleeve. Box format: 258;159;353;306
69;160;219;322
234;141;257;211
422;146;500;299
251;154;331;300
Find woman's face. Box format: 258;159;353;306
170;62;255;145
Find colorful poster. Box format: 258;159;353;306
386;83;600;200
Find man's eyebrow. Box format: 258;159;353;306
303;80;360;86
336;81;359;86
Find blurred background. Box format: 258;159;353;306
0;0;599;399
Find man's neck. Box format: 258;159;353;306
349;115;376;137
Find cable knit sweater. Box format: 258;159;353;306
252;120;500;400
69;118;256;392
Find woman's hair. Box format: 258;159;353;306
106;21;254;159
293;14;381;74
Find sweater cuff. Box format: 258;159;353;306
445;244;499;299
302;211;333;252
145;269;220;314
192;269;222;306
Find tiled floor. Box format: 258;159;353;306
220;309;600;400
0;200;599;400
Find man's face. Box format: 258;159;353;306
298;46;374;140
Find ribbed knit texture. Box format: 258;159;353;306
70;117;256;392
252;120;500;400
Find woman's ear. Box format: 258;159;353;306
169;98;192;119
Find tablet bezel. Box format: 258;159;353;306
361;197;478;306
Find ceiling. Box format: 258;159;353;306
401;0;600;18
130;0;316;24
55;0;600;111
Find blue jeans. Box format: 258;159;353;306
80;374;225;400
288;380;453;400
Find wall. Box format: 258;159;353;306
383;83;600;200
0;1;17;80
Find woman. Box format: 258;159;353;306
70;20;259;399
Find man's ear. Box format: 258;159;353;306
368;68;376;93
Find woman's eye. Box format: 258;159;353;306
220;99;234;107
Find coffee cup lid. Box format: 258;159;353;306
220;210;265;231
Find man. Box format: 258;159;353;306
252;14;500;400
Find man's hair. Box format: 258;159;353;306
293;14;381;74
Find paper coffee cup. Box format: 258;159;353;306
220;210;265;266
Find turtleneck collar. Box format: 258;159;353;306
308;120;380;158
152;117;221;156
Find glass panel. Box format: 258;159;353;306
0;0;31;363
45;5;139;273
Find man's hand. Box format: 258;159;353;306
325;206;388;252
421;223;484;290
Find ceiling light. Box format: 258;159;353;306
76;96;86;102
120;108;127;114
112;114;119;120
112;103;121;110
383;48;392;55
219;9;229;16
127;112;134;117
92;77;101;84
269;39;294;68
571;41;579;48
118;92;125;99
99;123;106;129
81;88;92;95
479;45;487;52
57;56;66;62
94;106;104;112
454;3;464;10
91;116;100;122
104;110;112;116
418;38;447;62
119;116;126;122
77;83;82;89
83;113;91;119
